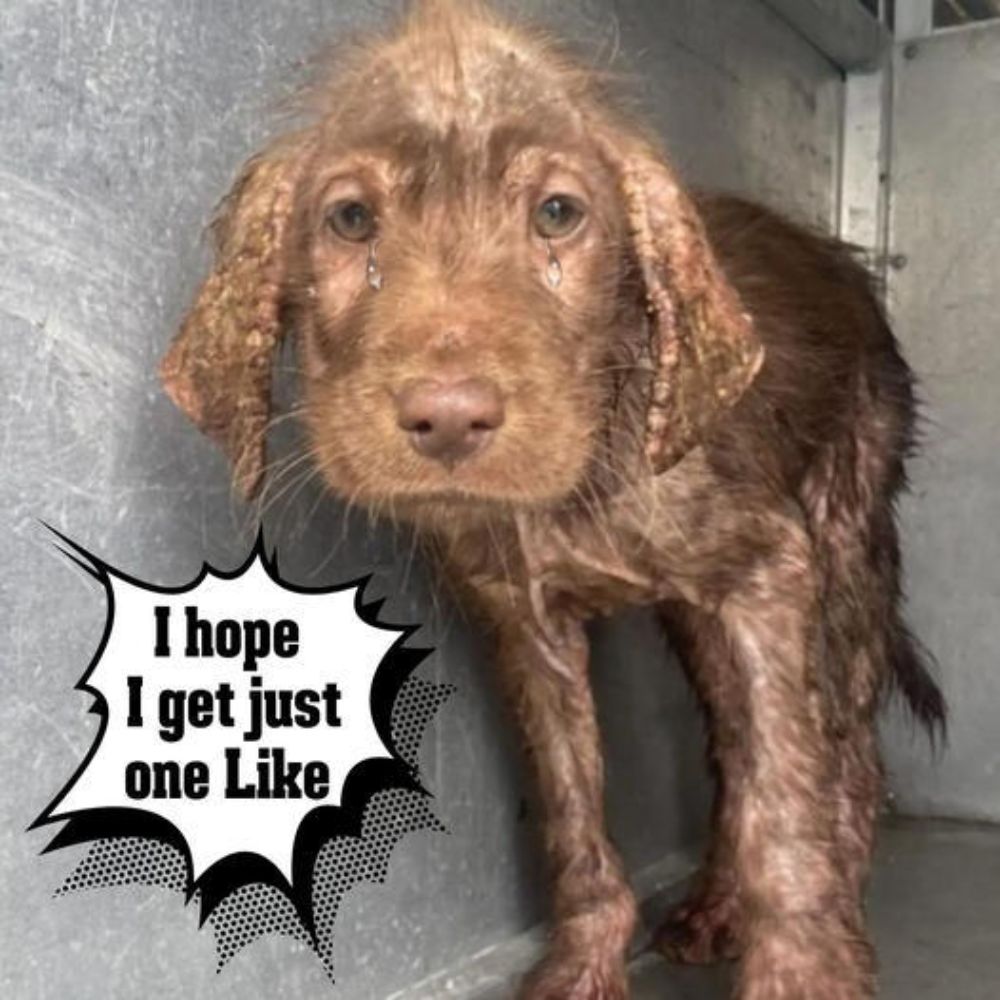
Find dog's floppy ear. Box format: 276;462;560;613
609;140;764;473
160;131;313;498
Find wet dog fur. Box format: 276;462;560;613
161;3;945;997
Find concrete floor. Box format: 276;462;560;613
631;819;1000;999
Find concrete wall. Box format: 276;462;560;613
881;23;1000;822
0;2;842;998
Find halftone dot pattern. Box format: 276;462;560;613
56;674;452;981
208;882;313;970
311;786;446;977
55;836;186;895
391;674;454;769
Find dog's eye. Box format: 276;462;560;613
534;195;586;239
326;200;377;242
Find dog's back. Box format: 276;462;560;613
697;193;944;734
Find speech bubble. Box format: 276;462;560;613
31;528;433;942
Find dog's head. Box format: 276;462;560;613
161;0;762;514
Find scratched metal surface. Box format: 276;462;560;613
881;24;1000;822
0;1;842;998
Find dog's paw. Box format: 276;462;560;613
652;890;742;965
517;951;629;1000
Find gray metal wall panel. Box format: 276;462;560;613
882;25;1000;821
0;2;841;997
762;0;888;70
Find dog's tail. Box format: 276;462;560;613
889;619;947;747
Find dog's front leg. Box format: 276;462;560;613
495;618;635;1000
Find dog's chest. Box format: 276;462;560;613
436;481;714;624
512;513;680;620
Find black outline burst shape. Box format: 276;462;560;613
29;526;436;950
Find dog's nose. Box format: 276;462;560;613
396;377;505;467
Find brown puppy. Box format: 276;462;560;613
161;2;945;997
